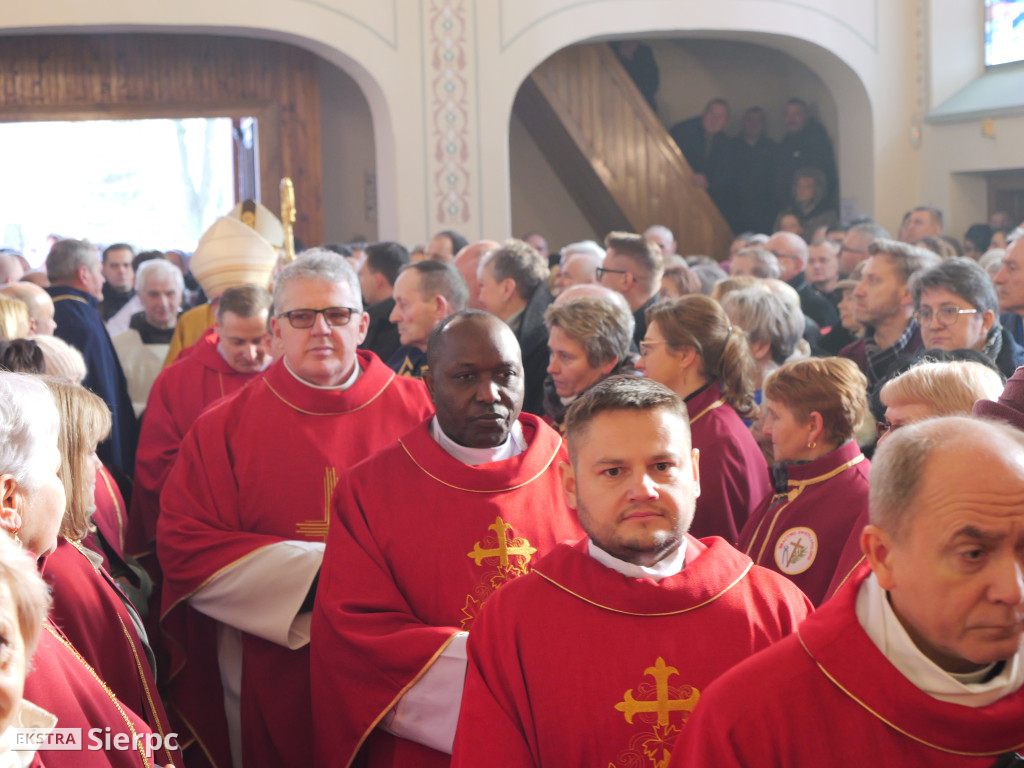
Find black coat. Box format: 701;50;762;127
516;284;554;417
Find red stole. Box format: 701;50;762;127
40;539;180;767
451;536;811;768
158;351;433;768
671;565;1024;766
310;414;583;768
128;332;261;561
24;620;160;768
685;382;770;544
738;440;870;606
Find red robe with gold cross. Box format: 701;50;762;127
737;440;870;606
670;564;1024;766
310;413;583;768
40;538;182;768
24;620;162;768
450;536;812;768
685;382;771;544
158;352;432;768
128;331;263;563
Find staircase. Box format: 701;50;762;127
514;43;733;261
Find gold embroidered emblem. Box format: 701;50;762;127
296;467;337;541
610;657;699;768
461;516;537;629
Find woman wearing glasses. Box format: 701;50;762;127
738;357;870;606
636;295;769;544
912;257;1024;377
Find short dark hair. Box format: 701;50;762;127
102;243;134;264
0;339;45;375
426;309;496;372
564;375;690;457
364;242;410;287
133;250;165;273
218;284;273;321
910;257;998;316
400;260;469;312
868;239;939;284
437;230;469;256
604;231;664;291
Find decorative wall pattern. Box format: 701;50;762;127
426;0;473;227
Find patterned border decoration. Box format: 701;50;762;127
427;0;472;226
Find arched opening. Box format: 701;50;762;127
509;35;856;254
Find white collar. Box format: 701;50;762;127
587;539;685;582
430;416;526;466
0;699;58;767
283;357;360;390
216;340;273;372
856;572;1024;707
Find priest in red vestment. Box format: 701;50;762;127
673;417;1024;766
450;375;811;768
128;285;273;572
310;311;584;768
158;251;432;768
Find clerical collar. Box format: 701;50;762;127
283;357;361;390
856;572;1024;707
587;539;685;582
429;416;526;466
217;342;273;372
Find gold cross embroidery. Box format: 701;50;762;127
614;657;700;727
296;467;337;541
467;516;537;568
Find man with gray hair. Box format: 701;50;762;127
598;231;664;348
387;259;469;378
478;238;553;415
158;248;433;768
644;224;676;256
112;259;185;415
838;220;890;277
767;230;839;328
555;241;605;293
729;246;780;280
675;416;1024;765
841;238;939;417
46;237;136;475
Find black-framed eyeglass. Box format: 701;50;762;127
596;266;628;280
912;306;979;327
277;307;360;329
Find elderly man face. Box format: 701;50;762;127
556;253;600;292
139;272;183;330
766;232;807;283
272;277;368;387
994;239;1024;314
866;425;1024;671
389;269;447;352
424;313;524;448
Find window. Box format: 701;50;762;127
986;0;1024;67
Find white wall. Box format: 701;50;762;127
319;58;378;245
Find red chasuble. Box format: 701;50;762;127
823;508;871;603
40;539;181;767
671;564;1024;766
737;440;870;606
128;332;262;562
24;620;163;768
90;465;128;567
310;414;583;768
685;382;770;544
158;351;432;768
450;536;812;768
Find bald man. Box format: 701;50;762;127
0;253;25;285
766;231;839;328
0;282;57;335
453;240;499;310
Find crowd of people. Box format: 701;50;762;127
0;190;1023;767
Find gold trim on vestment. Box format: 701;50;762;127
44;623;155;767
797;633;1024;756
98;468;126;549
829;554;867;598
171;706;218;768
533;561;753;616
343;632;460;768
162;543;279;619
747;455;865;565
262;370;396;416
117;614;177;766
688;398;725;425
52;294;89;305
397;435;561;494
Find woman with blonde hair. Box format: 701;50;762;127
738;357;871;605
39;379;180;767
0;295;30;340
0;372;170;768
637;295;770;543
